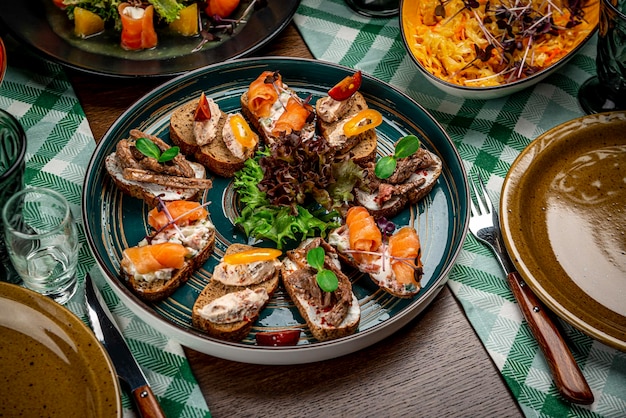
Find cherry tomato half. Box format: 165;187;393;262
194;92;212;122
328;70;362;101
255;330;301;346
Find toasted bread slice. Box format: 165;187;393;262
124;227;216;302
170;99;252;178
191;244;281;342
335;128;378;166
281;238;360;342
355;148;443;218
105;152;207;207
316;92;379;159
328;224;422;298
240;89;316;146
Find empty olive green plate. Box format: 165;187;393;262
82;57;469;365
501;111;626;351
0;282;121;417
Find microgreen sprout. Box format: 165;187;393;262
374;135;421;179
145;196;211;244
135;137;180;163
306;246;339;293
437;0;588;84
376;217;396;237
193;0;268;52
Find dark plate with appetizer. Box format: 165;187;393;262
83;57;469;365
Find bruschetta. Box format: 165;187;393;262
122;200;216;302
281;238;361;341
169;93;260;177
316;70;379;165
328;206;423;298
105;129;213;207
240;70;316;145
192;244;281;342
356;147;443;218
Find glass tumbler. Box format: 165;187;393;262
0;108;27;284
2;187;79;304
578;0;626;113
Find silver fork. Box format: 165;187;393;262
468;175;594;405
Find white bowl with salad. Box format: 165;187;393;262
400;0;599;99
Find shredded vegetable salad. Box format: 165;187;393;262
403;0;598;87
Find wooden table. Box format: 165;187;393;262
67;24;522;417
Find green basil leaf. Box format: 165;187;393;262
306;246;325;271
135;137;162;160
158;146;180;163
394;135;421;159
374;156;397;179
316;269;339;293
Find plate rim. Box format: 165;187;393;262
0;281;122;416
500;111;626;351
0;0;300;78
83;56;470;364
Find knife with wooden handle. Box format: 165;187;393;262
85;274;166;418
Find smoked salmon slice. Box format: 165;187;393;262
148;200;208;231
272;97;311;136
118;3;158;51
123;242;188;274
346;206;382;264
248;71;280;118
388;226;422;287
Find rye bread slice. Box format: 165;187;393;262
191;244;281;342
281;239;360;342
169;99;248;178
105;153;206;207
355;148;443;218
316;92;378;157
125;228;216;302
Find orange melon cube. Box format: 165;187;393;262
74;7;105;38
169;3;199;36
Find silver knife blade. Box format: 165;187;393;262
84;274;165;418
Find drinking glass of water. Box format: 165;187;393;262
2;187;79;304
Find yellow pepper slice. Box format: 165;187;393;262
223;248;282;265
229;113;258;148
343;108;383;137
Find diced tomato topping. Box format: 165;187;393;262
194;92;212;121
328;70;362;101
255;330;301;346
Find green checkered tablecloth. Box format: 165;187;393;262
0;49;211;417
293;0;626;416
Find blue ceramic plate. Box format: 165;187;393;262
83;57;469;365
0;0;299;77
